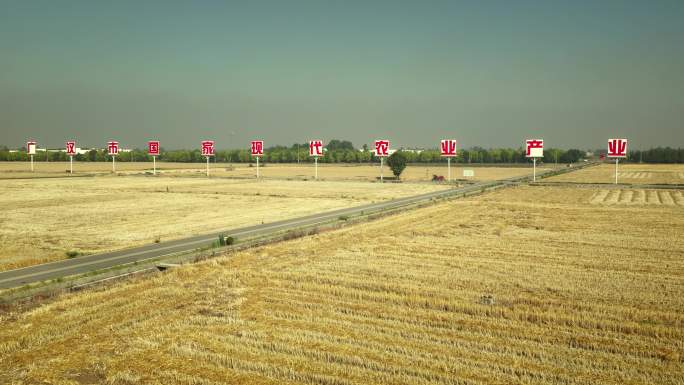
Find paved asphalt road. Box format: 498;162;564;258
0;167;583;290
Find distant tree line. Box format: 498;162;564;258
627;148;684;163
0;142;680;164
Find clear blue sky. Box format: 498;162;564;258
1;0;682;149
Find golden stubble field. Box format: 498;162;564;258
1;185;682;384
0;177;449;271
0;161;546;182
546;163;684;184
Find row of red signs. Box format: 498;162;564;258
28;138;630;158
524;138;628;158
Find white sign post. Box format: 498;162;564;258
66;141;76;174
107;141;119;172
525;139;544;182
26;141;36;172
201;140;214;177
251;140;264;178
374;140;390;182
607;138;628;184
440;139;457;181
148;141;160;175
309;140;323;179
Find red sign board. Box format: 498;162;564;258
525;139;544;158
607;139;628;158
309;140;323;157
148;141;160;156
440;139;457;157
201;140;215;156
374;140;390;157
26;141;37;155
251;140;264;156
66;141;76;155
107;141;119;156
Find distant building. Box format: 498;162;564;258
401;148;424;154
58;147;91;155
52;147;132;155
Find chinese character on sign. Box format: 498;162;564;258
607;139;627;158
374;140;390;157
201;140;215;156
148;141;160;156
26;141;37;155
107;141;119;156
440;140;457;157
309;140;323;156
525;139;544;158
66;141;76;155
251;140;264;156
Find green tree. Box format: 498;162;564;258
327;139;355;151
387;151;408;178
560;149;583;163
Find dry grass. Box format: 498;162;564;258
547;163;684;184
0;161;546;182
0;177;448;271
1;185;682;384
167;163;548;182
589;189;684;206
0;161;204;178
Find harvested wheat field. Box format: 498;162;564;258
1;185;682;384
547;163;684;184
0;177;448;271
589;189;684;206
162;163;548;182
0;161;546;182
0;161;214;179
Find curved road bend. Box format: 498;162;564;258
0;166;584;290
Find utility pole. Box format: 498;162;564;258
554;149;558;166
228;131;236;166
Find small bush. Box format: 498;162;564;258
65;250;79;258
218;234;226;246
225;236;235;245
283;230;306;241
387;151;408;178
338;215;349;221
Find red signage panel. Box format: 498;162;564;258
251;140;264;156
440;139;457;157
374;140;390;157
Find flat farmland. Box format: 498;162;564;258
546;163;684;184
0;161;546;182
165;163;548;182
2;185;682;384
0;161;225;179
0;177;449;271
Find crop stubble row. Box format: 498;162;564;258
0;186;682;384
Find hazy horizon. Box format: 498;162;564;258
1;1;683;150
